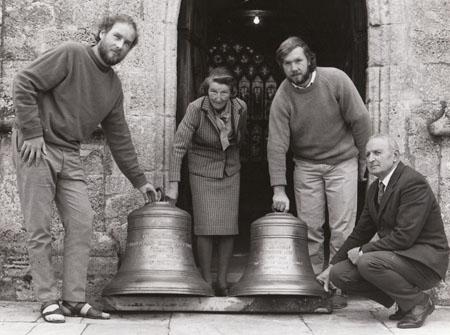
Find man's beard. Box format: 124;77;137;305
98;41;122;66
290;68;312;86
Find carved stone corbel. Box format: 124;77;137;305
429;101;450;137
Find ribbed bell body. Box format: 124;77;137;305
230;212;325;296
103;201;213;296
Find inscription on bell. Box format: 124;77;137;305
251;239;302;274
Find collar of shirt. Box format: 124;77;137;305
290;70;316;89
379;163;399;188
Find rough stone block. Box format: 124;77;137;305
13;277;34;301
120;70;160;113
0;279;16;300
109;0;146;20
81;146;105;176
105;217;128;256
86;176;106;232
3;0;55;60
367;0;407;26
410;1;450;35
404;114;441;193
126;114;164;172
104;192;144;219
415;64;450;100
411;29;450;64
34;28;95;53
1;60;30;98
53;0;109;29
0;143;23;233
3;253;30;279
90;232;120;257
104;174;135;195
368;24;409;67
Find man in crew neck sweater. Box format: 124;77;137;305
317;135;449;328
268;36;371;279
12;15;158;322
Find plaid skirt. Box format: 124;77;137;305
189;172;240;235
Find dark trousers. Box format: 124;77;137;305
330;251;441;311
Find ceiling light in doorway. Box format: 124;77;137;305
253;15;260;25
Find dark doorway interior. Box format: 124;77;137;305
176;0;368;278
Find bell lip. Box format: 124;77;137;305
228;286;326;297
229;291;327;297
102;289;214;297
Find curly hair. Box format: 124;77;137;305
275;36;316;72
199;67;237;97
95;14;139;49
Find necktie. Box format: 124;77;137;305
377;181;385;205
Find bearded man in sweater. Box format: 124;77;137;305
12;15;158;322
268;37;371;283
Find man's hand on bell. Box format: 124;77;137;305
272;186;290;212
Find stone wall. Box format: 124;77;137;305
366;0;450;303
1;0;450;305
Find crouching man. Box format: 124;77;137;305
317;135;449;329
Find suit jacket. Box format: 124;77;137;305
331;162;449;279
169;96;247;181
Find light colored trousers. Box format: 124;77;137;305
12;129;94;302
293;157;358;274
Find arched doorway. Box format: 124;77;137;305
176;0;368;282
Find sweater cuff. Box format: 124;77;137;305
270;175;287;187
131;174;148;189
21;126;43;140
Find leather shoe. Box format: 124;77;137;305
389;305;408;320
397;298;435;329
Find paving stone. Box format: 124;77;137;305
303;310;392;335
82;312;169;324
82;322;168;335
27;323;87;335
169;313;312;335
0;322;35;335
0;301;40;322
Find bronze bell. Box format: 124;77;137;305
230;212;325;296
103;196;213;296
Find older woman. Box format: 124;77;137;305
167;67;247;296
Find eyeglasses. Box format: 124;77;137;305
208;90;231;98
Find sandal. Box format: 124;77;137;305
41;301;65;323
61;301;110;319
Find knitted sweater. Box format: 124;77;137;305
13;42;147;188
267;67;371;186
